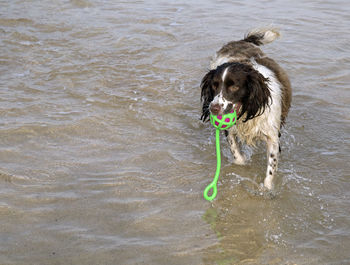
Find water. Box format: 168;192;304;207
1;0;350;264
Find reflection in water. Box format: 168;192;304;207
203;205;264;265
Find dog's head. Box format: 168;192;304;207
200;62;271;122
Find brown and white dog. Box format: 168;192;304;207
200;28;292;190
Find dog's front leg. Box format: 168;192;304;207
226;130;246;165
264;136;279;189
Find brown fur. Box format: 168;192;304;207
210;38;292;127
255;57;292;125
200;28;293;190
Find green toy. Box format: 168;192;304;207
203;109;237;201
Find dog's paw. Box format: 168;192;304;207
259;183;277;199
263;175;274;190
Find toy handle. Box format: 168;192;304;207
203;180;218;201
203;129;221;201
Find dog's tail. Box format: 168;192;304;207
243;28;280;46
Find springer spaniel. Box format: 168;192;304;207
200;28;292;190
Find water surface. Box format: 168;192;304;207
1;0;350;264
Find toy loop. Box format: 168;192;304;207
203;181;217;201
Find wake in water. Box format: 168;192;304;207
227;172;277;199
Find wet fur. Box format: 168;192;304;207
200;28;292;189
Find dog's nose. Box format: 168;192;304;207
210;103;222;115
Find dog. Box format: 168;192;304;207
200;28;292;190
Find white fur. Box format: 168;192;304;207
210;55;282;145
205;27;288;189
232;59;282;146
210;56;244;70
210;55;229;70
222;67;229;82
211;91;232;111
209;66;233;112
246;28;280;45
211;55;283;190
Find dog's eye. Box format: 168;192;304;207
226;80;238;92
228;85;239;92
226;80;235;87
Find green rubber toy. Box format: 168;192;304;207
203;109;237;201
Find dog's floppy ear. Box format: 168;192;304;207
200;69;216;122
241;69;271;122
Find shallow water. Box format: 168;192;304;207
1;0;350;264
